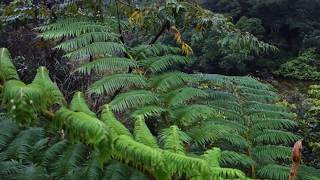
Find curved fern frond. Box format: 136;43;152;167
89;74;147;95
134;116;158;148
41;140;68;167
100;105;131;137
31;66;65;106
0;48;19;81
77;57;137;75
70;92;96;117
54;108;110;147
159;125;190;154
110;90;159;112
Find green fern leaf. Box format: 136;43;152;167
70;92;96;117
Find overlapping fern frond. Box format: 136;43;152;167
0;48;18;82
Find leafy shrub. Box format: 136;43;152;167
275;49;320;80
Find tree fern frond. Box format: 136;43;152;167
100;105;131;137
139;55;190;73
81;153;102;180
253;145;291;161
70;92;96;117
150;72;194;92
165;87;207;106
220;151;256;167
131;105;165;118
257;164;290;180
131;43;181;59
38;18;112;39
171;105;215;126
54;108;110;146
31;66;65;106
252;118;297;130
77;57;137;75
134;116;158;148
110;90;159;112
89;74;147;95
0;48;19;81
113;135;162;168
64;42;126;60
254;130;300;144
55;32;120;52
159;125;190;154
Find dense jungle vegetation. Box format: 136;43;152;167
0;0;319;179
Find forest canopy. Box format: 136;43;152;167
0;0;319;180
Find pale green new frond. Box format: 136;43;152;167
110;90;159;112
159;125;190;154
131;105;165;118
100;105;131;137
2;80;44;112
139;55;190;73
70;92;96;117
253;145;291;161
0;48;19;81
252;118;297;130
202;148;222;168
89;74;147;95
113;135;162;168
254;130;300;144
257;164;290;180
150;72;193;92
165;87;208;106
64;42;126;60
55;32;120;52
31;66;65;106
54;108;110;146
134;116;158;148
77;57;137;75
220;151;256;167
